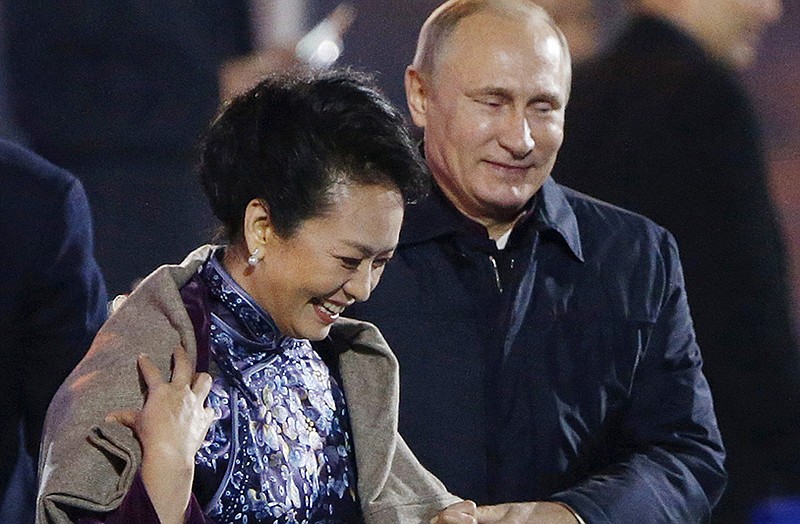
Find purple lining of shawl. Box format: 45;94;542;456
179;275;211;373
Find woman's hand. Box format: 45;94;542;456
432;500;478;524
106;345;215;524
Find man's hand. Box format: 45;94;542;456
432;500;478;524
475;501;582;523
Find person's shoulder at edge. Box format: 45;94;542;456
0;139;77;195
0;138;104;304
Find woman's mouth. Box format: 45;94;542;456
312;298;346;324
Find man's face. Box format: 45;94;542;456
689;0;782;68
406;10;570;227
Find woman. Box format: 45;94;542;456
36;70;476;524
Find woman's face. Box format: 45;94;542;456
246;182;404;341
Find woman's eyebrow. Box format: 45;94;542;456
340;240;397;257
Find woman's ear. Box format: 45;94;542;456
242;199;272;257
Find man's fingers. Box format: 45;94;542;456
473;504;508;523
170;344;193;385
432;512;477;524
446;501;477;515
105;409;139;428
431;501;478;524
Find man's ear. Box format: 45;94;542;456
242;198;273;254
405;66;429;128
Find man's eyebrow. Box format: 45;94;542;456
465;87;563;106
466;87;514;99
530;92;563;105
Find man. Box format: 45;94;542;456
554;0;800;521
347;1;726;522
0;139;107;522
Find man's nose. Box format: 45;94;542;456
499;112;535;159
343;266;373;303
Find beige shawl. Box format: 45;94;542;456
36;246;459;523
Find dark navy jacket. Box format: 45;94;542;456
555;16;800;522
0;139;107;497
348;178;726;523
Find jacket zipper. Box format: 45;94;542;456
489;255;503;293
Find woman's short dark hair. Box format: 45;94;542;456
199;68;429;241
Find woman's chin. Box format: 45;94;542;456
292;316;335;341
302;325;333;341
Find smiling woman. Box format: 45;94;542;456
197;69;424;343
229;184;404;341
36;69;471;524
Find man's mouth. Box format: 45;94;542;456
485;160;536;172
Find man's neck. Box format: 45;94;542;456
444;200;522;241
432;181;526;241
485;220;518;242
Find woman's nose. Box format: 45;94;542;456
343;266;373;302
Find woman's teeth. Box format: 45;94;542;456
320;300;344;316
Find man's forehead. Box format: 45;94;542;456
453;3;551;36
444;8;565;61
437;11;569;82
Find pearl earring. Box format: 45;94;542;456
247;247;261;267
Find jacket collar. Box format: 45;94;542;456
401;177;584;262
535;178;584;261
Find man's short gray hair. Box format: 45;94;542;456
412;0;571;80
